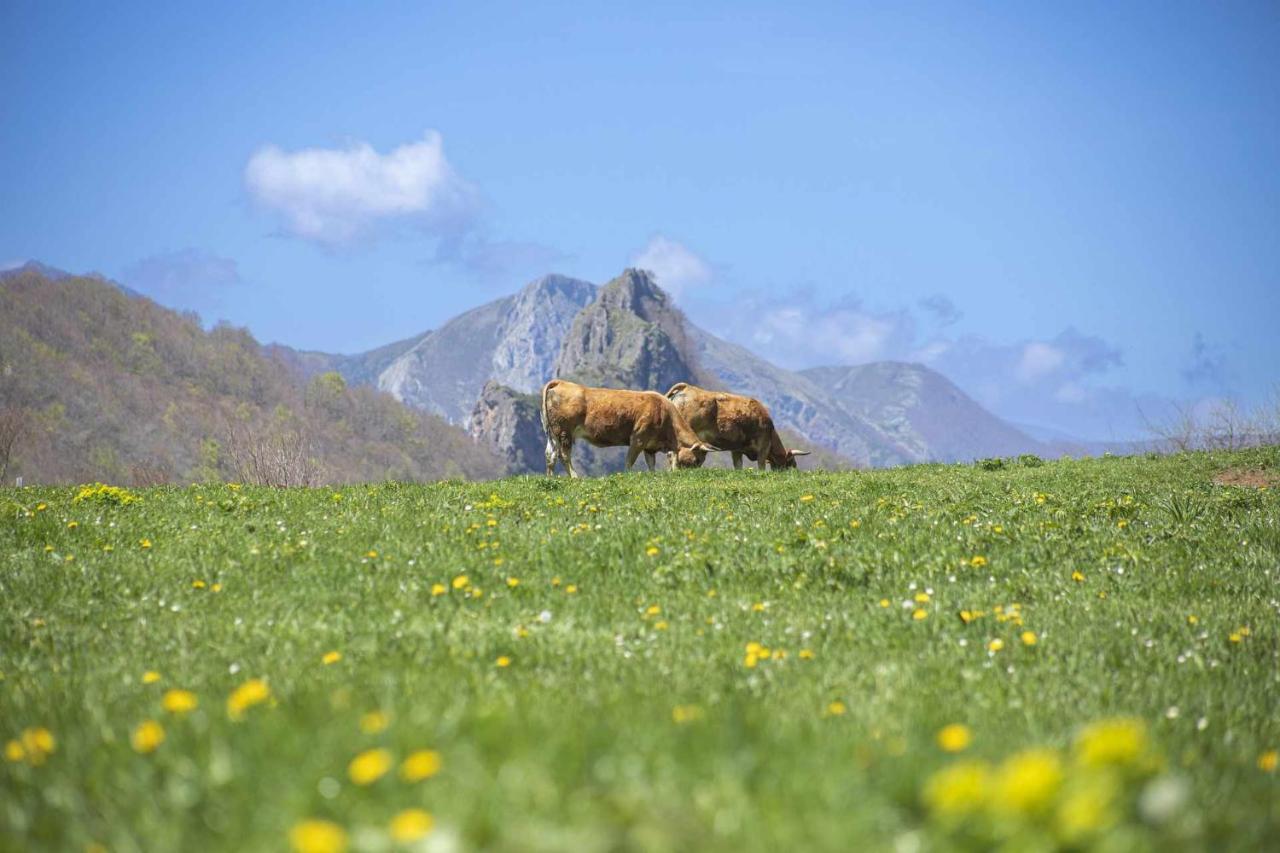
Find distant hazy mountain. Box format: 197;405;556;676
802;362;1044;462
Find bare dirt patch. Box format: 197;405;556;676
1212;467;1277;488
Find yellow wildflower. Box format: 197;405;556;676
289;819;347;853
988;638;1005;652
388;809;434;843
365;550;378;559
322;650;342;665
131;719;165;754
969;555;988;567
826;700;847;717
1055;773;1119;842
654;620;668;631
451;574;469;590
1258;750;1278;773
226;678;271;720
1075;718;1149;767
993;748;1063;814
496;656;511;668
401;749;443;781
752;602;766;612
139;538;151;549
672;704;705;724
4;740;23;762
431;583;446;596
1072;571;1085;582
646;546;660;556
192;579;207;589
211;583;222;592
799;649;815;660
936;723;973;753
1021;630;1038;646
506;577;520;588
359;710;390;734
914;592;930;603
565;584;578;594
879;598;891;608
800;494;815;502
142;671;162;685
162;689;198;715
1186;614;1198;625
913;608;928;621
923;761;991;817
347;748;393;785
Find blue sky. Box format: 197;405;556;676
2;1;1277;439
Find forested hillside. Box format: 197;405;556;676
0;268;505;485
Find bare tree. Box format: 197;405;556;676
222;421;322;487
0;405;29;483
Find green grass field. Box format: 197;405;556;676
3;448;1278;851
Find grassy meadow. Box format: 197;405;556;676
2;448;1278;851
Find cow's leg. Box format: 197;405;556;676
545;437;558;476
559;436;579;478
732;451;743;470
644;450;656;471
756;438;770;471
625;443;642;471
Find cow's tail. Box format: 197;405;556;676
540;379;558;435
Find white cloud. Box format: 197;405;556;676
244;131;476;245
1015;342;1066;383
630;236;713;300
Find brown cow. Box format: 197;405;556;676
665;382;811;470
541;379;717;477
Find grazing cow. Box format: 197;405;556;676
541;379;717;477
665;382;811;470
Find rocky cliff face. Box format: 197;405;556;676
553;268;708;393
467;381;547;473
375;274;596;423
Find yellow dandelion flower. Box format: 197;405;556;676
211;583;223;592
36;503;46;511
322;650;342;665
401;749;443;781
451;574;469;590
162;689;198;715
1075;718;1148;767
752;602;766;612
1021;630;1038;646
672;704;705;724
993;748;1063;814
923;761;990;817
743;653;758;668
654;620;669;631
970;555;988;567
826;700;847;717
800;494;815;502
799;649;815;660
988;638;1005;652
139;538;151;549
1071;571;1085;582
645;546;660;556
359;710;390;734
1229;632;1242;643
430;583;446;596
192;580;207;590
1055;773;1119;841
937;723;973;753
495;656;511;668
565;584;578;594
4;740;23;763
365;550;378;559
645;604;661;617
1257;750;1277;773
131;719;165;754
226;678;271;721
879;598;891;608
142;671;162;685
506;577;520;588
388;809;434;843
289;819;348;853
348;747;392;785
913;608;929;621
67;521;78;529
914;592;930;603
1186;614;1198;625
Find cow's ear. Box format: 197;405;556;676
790;449;812;457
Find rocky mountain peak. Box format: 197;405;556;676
552;268;706;393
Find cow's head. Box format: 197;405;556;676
771;448;811;470
671;442;717;469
